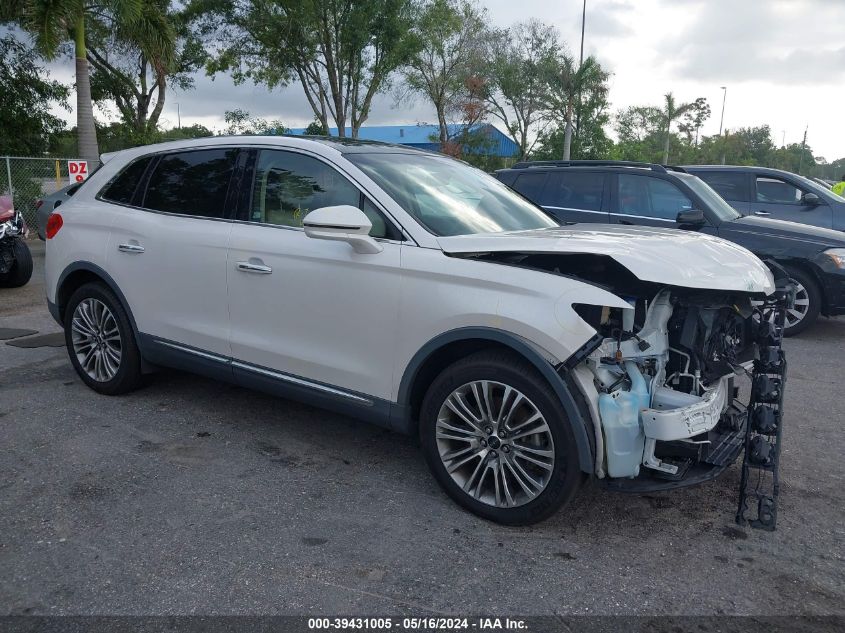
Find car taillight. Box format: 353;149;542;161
46;213;63;239
36;199;43;210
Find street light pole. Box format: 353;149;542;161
718;86;727;136
567;0;587;160
579;0;586;67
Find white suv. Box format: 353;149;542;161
44;136;781;525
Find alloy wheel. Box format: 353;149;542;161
435;380;555;508
753;278;810;331
782;280;810;330
71;298;122;382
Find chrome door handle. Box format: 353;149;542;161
236;261;272;274
754;210;771;216
118;243;145;253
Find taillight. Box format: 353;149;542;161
46;213;63;239
36;199;44;210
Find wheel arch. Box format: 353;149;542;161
396;328;595;474
54;262;152;371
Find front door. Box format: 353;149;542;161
610;173;697;229
753;174;833;228
226;148;403;403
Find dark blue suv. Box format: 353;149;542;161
496;160;845;336
684;165;845;232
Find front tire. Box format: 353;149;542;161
64;282;143;395
782;266;820;337
419;350;582;525
0;240;33;287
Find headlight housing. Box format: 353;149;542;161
822;248;845;269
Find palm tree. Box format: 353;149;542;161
16;0;172;163
661;92;696;164
556;54;608;160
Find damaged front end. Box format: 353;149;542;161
445;234;791;529
572;288;755;482
565;275;792;530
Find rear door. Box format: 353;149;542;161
105;147;239;359
753;174;833;228
509;170;609;224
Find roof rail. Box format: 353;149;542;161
510;160;687;174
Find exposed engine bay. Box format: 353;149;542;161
572;287;755;480
468;251;787;511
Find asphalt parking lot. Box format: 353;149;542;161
1;241;843;617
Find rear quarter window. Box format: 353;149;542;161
99;157;153;205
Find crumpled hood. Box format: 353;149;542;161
438;224;775;294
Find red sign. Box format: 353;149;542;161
68;160;89;185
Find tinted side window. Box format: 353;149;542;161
250;149;398;239
696;171;746;201
756;176;802;204
617;174;692;220
251;150;359;228
543;172;604;210
99;157;153;205
143;149;237;218
511;173;548;203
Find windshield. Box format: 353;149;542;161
347;153;559;236
678;173;743;221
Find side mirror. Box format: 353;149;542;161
303;205;383;254
676;209;707;228
801;192;821;207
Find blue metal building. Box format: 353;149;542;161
287;123;518;158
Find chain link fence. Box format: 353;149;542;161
1;156;84;236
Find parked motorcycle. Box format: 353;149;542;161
0;195;33;287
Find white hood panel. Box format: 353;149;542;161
438;225;774;294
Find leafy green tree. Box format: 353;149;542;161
612;105;665;162
10;0;173;163
547;54;609;160
660;92;697;164
677;97;710;147
483;20;560;159
223;109;288;135
0;35;68;156
86;1;201;143
191;0;415;138
402;0;487;147
159;123;214;141
303;119;329;136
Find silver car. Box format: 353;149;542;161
36;184;74;240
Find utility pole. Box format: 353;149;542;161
177;103;181;130
781;130;786;147
798;125;808;175
718;86;727;136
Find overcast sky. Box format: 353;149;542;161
46;0;845;160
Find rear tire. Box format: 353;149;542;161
419;350;582;525
782;266;820;337
0;240;33;287
64;282;143;395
